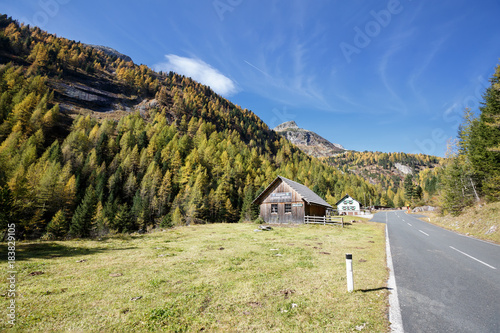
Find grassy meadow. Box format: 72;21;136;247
1;222;389;332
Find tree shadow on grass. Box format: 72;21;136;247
3;242;138;261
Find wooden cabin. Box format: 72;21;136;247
335;194;362;216
253;176;333;224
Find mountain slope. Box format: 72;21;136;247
82;44;133;62
1;14;401;239
327;151;443;206
273;121;344;158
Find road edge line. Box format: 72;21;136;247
449;246;497;270
386;223;404;332
405;213;500;247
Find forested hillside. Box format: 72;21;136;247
327;151;442;206
0;15;407;240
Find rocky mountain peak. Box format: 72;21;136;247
273;121;345;158
274;121;299;131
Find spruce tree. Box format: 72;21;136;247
69;185;97;238
114;203;134;233
440;156;470;215
239;185;255;222
470;65;500;200
403;175;415;204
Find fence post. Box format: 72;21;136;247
346;253;354;292
341;217;344;228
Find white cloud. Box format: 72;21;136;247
154;55;238;96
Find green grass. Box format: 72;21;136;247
415;202;500;245
331;216;371;223
1;222;389;332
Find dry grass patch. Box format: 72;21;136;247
1;222;389;332
415;202;500;244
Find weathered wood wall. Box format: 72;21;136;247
259;181;305;223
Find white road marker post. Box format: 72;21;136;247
346;253;354;292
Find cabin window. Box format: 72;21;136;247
285;203;292;213
271;204;278;214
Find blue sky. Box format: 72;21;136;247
4;0;500;156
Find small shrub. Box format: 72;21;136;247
254;216;265;224
40;232;55;241
160;214;173;228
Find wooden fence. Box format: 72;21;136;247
304;215;344;227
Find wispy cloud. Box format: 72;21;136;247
378;46;407;113
239;31;337;112
408;36;448;108
154;55;238;96
243;60;271;77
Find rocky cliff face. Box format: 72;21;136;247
394;163;413;175
273;121;345;158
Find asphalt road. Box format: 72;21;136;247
372;211;500;333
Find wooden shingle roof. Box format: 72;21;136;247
253;175;333;209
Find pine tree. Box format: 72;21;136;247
157;170;172;216
224;198;236;223
403;175;415;204
440;156;471;215
239;185;256;222
113;203;134;233
172;206;183;226
468;65;500;200
124;172;137;199
45;209;67;239
64;174;77;209
414;185;423;200
131;191;147;231
69;185;97;238
92;201;108;237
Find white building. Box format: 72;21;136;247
335;194;362;216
